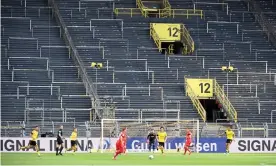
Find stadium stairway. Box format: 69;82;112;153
1;0;91;124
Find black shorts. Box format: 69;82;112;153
57;138;63;145
158;142;165;147
71;140;76;147
226;139;232;144
29;140;36;146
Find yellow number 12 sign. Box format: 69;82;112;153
186;78;214;98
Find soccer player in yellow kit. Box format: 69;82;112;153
66;128;78;154
222;127;235;154
157;127;167;154
20;126;40;156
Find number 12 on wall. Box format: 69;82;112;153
186;79;214;98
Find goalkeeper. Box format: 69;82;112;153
147;129;156;152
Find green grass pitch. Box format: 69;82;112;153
1;153;276;165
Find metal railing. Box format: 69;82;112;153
49;0;101;121
214;80;238;122
248;0;276;48
180;24;195;54
271;110;276;123
223;84;258;98
207;21;239;34
185;79;207;122
150;23;162;52
114;8;203;19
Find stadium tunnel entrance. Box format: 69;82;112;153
199;99;227;122
161;42;183;54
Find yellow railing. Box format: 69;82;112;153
214;80;238;122
136;0;148;17
150;23;162;52
163;0;171;9
114;8;141;17
186;81;207;122
172;9;203;19
114;8;203;19
155;9;203;18
181;24;195;54
162;0;171;18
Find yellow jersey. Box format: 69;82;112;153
70;131;77;141
225;130;234;140
157;131;167;143
31;130;38;141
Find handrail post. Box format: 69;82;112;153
47;59;49;70
8;38;10;49
92;28;95;39
121;20;124;38
17;87;20;99
124;85;127;96
7;58;10;70
226;4;229;15
79;1;81;12
265;62;268;73
148;85;150;96
12;70;14;82
29;20;32;32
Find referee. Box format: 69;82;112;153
56;125;64;156
147;129;156;152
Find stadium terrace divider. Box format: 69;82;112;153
0;137;275;153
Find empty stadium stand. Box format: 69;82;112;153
1;0;91;125
1;0;276;137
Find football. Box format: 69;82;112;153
149;155;154;160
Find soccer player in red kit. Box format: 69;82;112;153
184;129;192;155
123;132;128;155
113;128;127;160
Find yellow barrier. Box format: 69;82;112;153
214;80;238;122
136;0;148;17
114;8;141;17
114;8;203;19
186;79;207;122
163;0;171;9
162;0;171;17
181;24;195;54
150;23;162;52
171;9;203;19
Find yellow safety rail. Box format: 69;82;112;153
163;0;171;8
150;23;162;52
162;0;171;18
186;81;207;122
114;8;203;19
214;80;238;122
114;8;141;17
171;9;203;19
136;0;148;17
156;9;203;18
181;24;195;54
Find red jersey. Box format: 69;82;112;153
118;131;127;144
186;131;192;143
